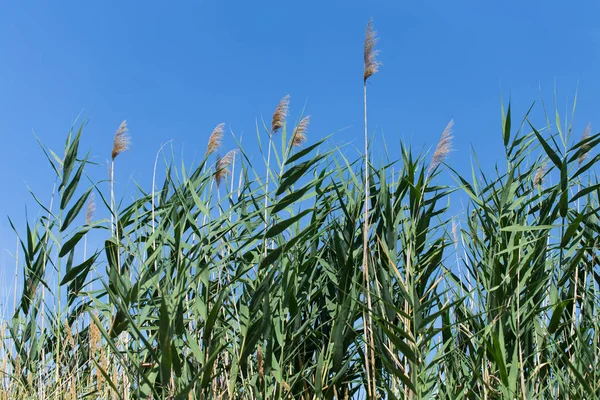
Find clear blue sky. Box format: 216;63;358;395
1;1;600;304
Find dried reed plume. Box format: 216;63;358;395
86;193;96;225
364;18;381;82
98;347;107;388
451;218;459;247
111;120;130;160
215;150;237;187
257;345;264;384
429;120;454;172
89;312;101;354
292;115;310;147
64;320;75;350
578;123;591;165
271;95;290;133
534;162;546;187
88;311;102;384
206;123;225;157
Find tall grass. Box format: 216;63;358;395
2;19;600;400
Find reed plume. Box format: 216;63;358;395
429;120;454;173
64;320;75;350
364;18;381;82
111;121;130;160
215;150;237;187
451;218;459;247
271;95;290;134
579;123;591;165
257;345;264;385
534;162;546;187
206;123;225;157
85;193;95;225
292;115;310;147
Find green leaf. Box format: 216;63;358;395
548;301;566;334
60;153;89;210
60;124;84;191
60;252;98;286
559;160;568;218
59;226;91;257
500;224;556;232
276;154;326;196
266;209;312;238
61;187;93;232
529;122;561;169
272;181;316;214
503;101;511;147
260;247;283;270
159;298;172;385
285;137;326;165
561;213;584;247
570;183;600;204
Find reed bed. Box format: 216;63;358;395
1;19;600;400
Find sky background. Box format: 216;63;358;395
1;1;600;310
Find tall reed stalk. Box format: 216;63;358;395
363;17;380;398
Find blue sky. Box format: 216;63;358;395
1;1;600;307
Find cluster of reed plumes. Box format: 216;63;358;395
2;19;600;400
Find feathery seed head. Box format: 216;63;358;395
579;123;591;165
364;18;381;82
257;345;264;383
86;193;96;225
64;321;75;350
111;120;130;160
271;95;290;134
206;123;225;157
429;120;454;172
534;162;547;187
215;150;237;187
89;311;101;356
292;115;310;147
451;219;459;247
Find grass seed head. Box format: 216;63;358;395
86;193;96;225
271;95;290;134
215;150;237;187
292;115;310;147
430;119;454;172
579;122;592;165
451;218;459;246
364;18;381;82
257;345;264;384
534;162;547;187
206;123;225;157
111;120;130;160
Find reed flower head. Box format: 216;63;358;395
89;311;101;357
257;345;264;384
364;18;381;82
292;115;310;147
215;150;237;187
64;320;75;350
451;218;459;247
111;120;130;160
86;193;96;225
534;162;546;187
578;123;591;165
271;95;290;134
429;120;454;172
206;123;225;157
